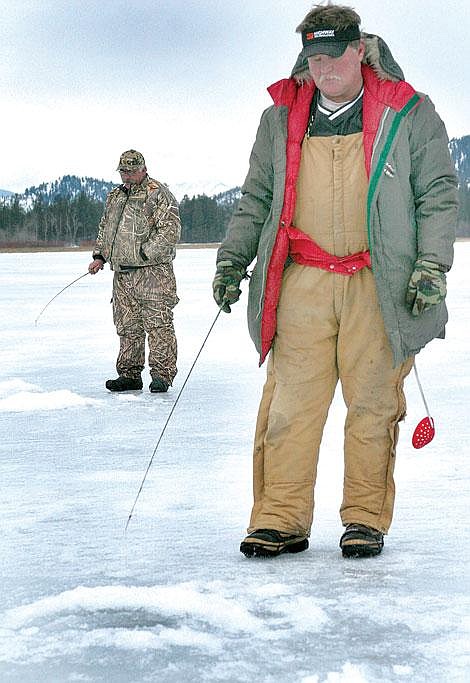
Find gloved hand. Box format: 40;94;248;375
405;258;447;316
212;260;246;313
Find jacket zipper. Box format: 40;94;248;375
371;107;390;169
109;188;130;265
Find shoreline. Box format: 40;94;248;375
0;243;220;254
1;239;469;254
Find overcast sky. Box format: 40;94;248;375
2;0;469;194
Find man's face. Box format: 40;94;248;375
119;167;147;187
307;42;365;102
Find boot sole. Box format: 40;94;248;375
240;538;308;558
341;543;383;558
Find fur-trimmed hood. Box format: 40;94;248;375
291;32;405;83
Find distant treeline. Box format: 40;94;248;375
456;185;470;236
1;181;470;247
0;190;241;247
179;190;240;243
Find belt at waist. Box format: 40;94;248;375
287;225;371;276
117;265;143;272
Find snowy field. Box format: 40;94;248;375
0;246;469;683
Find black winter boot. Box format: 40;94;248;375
105;376;143;392
149;376;169;393
240;529;308;558
340;523;384;558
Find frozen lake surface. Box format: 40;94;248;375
0;246;469;682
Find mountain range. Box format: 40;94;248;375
0;176;235;207
2;134;469;209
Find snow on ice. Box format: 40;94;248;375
0;379;101;412
0;247;469;682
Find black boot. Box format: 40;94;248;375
105;376;143;392
340;524;384;558
149;376;169;393
240;529;308;558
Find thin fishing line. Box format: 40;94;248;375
35;272;89;325
125;305;224;532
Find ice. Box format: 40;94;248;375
0;381;102;412
2;583;261;634
0;247;469;682
300;664;371;682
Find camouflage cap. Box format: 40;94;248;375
117;149;146;171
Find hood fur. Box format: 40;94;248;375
291;32;405;84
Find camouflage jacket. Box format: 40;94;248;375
93;176;181;272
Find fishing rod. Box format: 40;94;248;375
125;304;225;531
34;272;89;325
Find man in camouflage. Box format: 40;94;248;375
88;150;181;393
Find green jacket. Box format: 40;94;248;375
217;39;458;366
94;176;181;272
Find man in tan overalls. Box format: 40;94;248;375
212;5;456;558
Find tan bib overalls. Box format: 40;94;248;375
248;133;413;536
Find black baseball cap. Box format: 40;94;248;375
301;24;361;58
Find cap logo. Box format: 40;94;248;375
301;24;360;47
313;30;335;39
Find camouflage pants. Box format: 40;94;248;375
112;265;178;384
